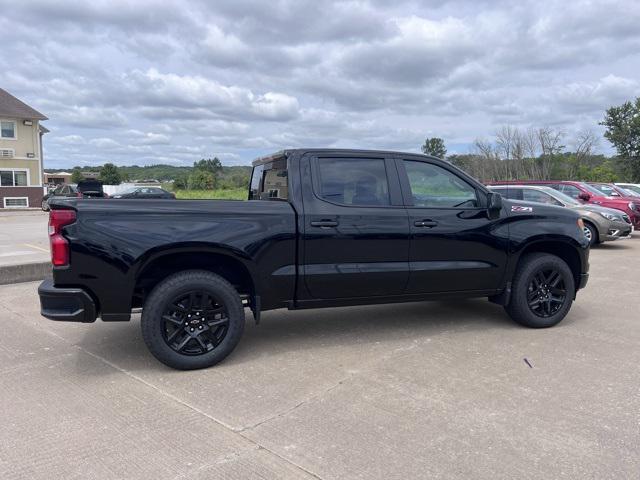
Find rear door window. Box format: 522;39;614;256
559;184;582;199
523;189;562;206
315;157;390;206
496;187;522;200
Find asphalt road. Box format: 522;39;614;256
1;238;639;479
0;210;49;266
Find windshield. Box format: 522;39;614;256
617;186;640;197
620;184;640;195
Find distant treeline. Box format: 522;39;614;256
48;164;252;188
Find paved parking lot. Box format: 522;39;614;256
1;238;639;479
0;210;49;266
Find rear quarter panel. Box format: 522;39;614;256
52;199;297;318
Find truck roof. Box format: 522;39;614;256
251;148;439;166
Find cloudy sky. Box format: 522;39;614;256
1;0;639;168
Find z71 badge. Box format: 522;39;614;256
511;205;533;213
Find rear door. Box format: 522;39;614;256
398;157;508;294
301;153;410;299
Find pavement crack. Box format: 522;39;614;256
239;375;351;433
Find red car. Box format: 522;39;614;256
488;180;640;229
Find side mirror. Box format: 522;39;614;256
487;192;502;219
578;192;590;201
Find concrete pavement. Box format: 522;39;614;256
0;210;49;267
1;239;639;479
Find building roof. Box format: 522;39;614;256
0;88;47;120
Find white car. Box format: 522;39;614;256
615;183;640;196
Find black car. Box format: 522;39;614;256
42;180;107;211
111;186;175;199
39;149;590;370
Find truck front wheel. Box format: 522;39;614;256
505;253;575;328
141;270;245;370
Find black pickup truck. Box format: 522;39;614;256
39;149;589;369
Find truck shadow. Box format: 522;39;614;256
75;299;521;373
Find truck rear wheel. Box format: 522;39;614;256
505;253;575;328
141;270;245;370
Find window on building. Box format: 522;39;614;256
1;121;16;139
0;170;28;187
3;197;28;208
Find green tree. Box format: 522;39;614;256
600;97;640;180
194;158;222;175
188;170;215;190
173;174;189;190
421;137;447;158
586;160;618;182
99;163;122;185
71;167;84;184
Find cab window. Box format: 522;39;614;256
249;159;288;200
404;160;478;208
315;157;390;206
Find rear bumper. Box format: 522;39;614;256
38;278;97;323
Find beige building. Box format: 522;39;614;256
44;171;72;185
0;88;47;208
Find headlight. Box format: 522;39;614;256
599;211;622;221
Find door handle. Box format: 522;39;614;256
311;220;339;228
414;220;438;228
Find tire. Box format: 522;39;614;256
41;200;49;212
141;270;245;370
582;222;597;246
504;253;575;328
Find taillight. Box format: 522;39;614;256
76;191;82;198
49;209;76;266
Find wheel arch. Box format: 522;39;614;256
514;240;583;294
131;244;257;310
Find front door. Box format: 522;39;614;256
398;158;508;294
302;154;410;299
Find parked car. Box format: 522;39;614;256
111;186;176;199
39;149;589;370
588;182;640;198
488;180;640;229
42;181;108;211
76;180;107;199
615;183;640;196
42;184;76;211
487;184;632;245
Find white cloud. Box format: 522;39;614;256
1;0;638;168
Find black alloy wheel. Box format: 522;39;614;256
526;268;567;318
505;253;575;328
141;270;245;370
162;290;229;355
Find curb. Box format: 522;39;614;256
0;262;51;285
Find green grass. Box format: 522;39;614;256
173;188;247;200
